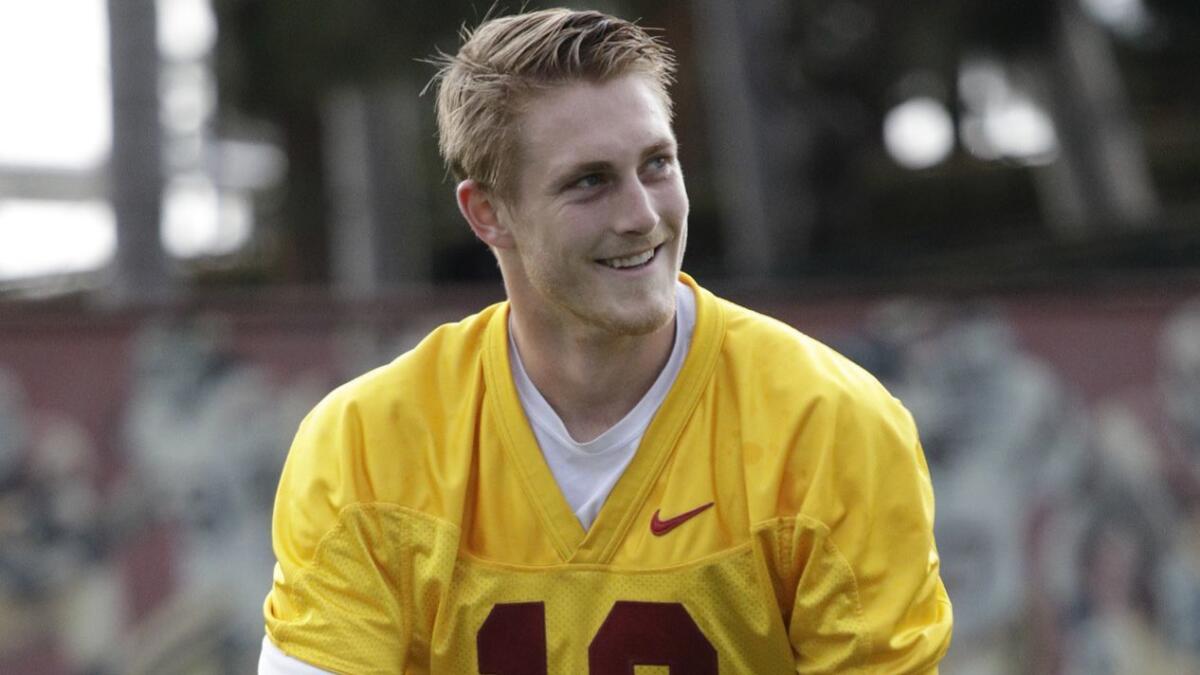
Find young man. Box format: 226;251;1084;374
260;8;952;673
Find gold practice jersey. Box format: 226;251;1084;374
263;274;953;674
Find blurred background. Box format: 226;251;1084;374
0;0;1198;672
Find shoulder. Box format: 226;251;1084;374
701;295;924;518
277;304;501;514
307;302;502;440
322;303;498;418
712;295;905;425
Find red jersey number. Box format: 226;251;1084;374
477;600;718;674
477;602;547;675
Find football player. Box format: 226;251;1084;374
260;8;952;673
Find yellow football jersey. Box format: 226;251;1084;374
263;274;952;674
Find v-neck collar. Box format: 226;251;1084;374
482;273;725;564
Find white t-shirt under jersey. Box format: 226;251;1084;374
509;281;695;530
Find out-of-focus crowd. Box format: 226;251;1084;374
840;298;1200;674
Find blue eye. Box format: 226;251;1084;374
646;155;672;173
572;174;604;189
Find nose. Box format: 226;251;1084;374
613;178;658;236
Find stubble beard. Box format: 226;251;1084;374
577;288;674;337
534;259;676;339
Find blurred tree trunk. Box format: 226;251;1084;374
277;102;331;284
691;0;773;280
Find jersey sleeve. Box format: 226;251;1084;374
261;392;411;674
784;396;953;673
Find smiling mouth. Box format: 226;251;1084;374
598;245;661;270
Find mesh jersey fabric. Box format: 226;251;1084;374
262;273;953;674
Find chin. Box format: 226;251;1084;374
590;295;675;337
608;313;670;337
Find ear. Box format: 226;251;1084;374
456;180;516;250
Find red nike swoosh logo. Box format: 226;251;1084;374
650;502;714;536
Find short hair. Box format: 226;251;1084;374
431;8;676;199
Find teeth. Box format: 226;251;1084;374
602;249;655;269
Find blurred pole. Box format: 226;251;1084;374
324;80;433;299
106;0;171;305
691;0;772;281
323;87;377;299
1041;0;1160;238
364;80;433;286
740;1;820;273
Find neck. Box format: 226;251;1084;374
510;302;676;444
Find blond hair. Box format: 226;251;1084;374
431;8;676;199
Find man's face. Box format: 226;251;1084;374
498;74;688;337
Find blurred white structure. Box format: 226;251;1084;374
0;0;281;294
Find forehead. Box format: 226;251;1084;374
514;75;674;182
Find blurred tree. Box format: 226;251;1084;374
208;0;1200;287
